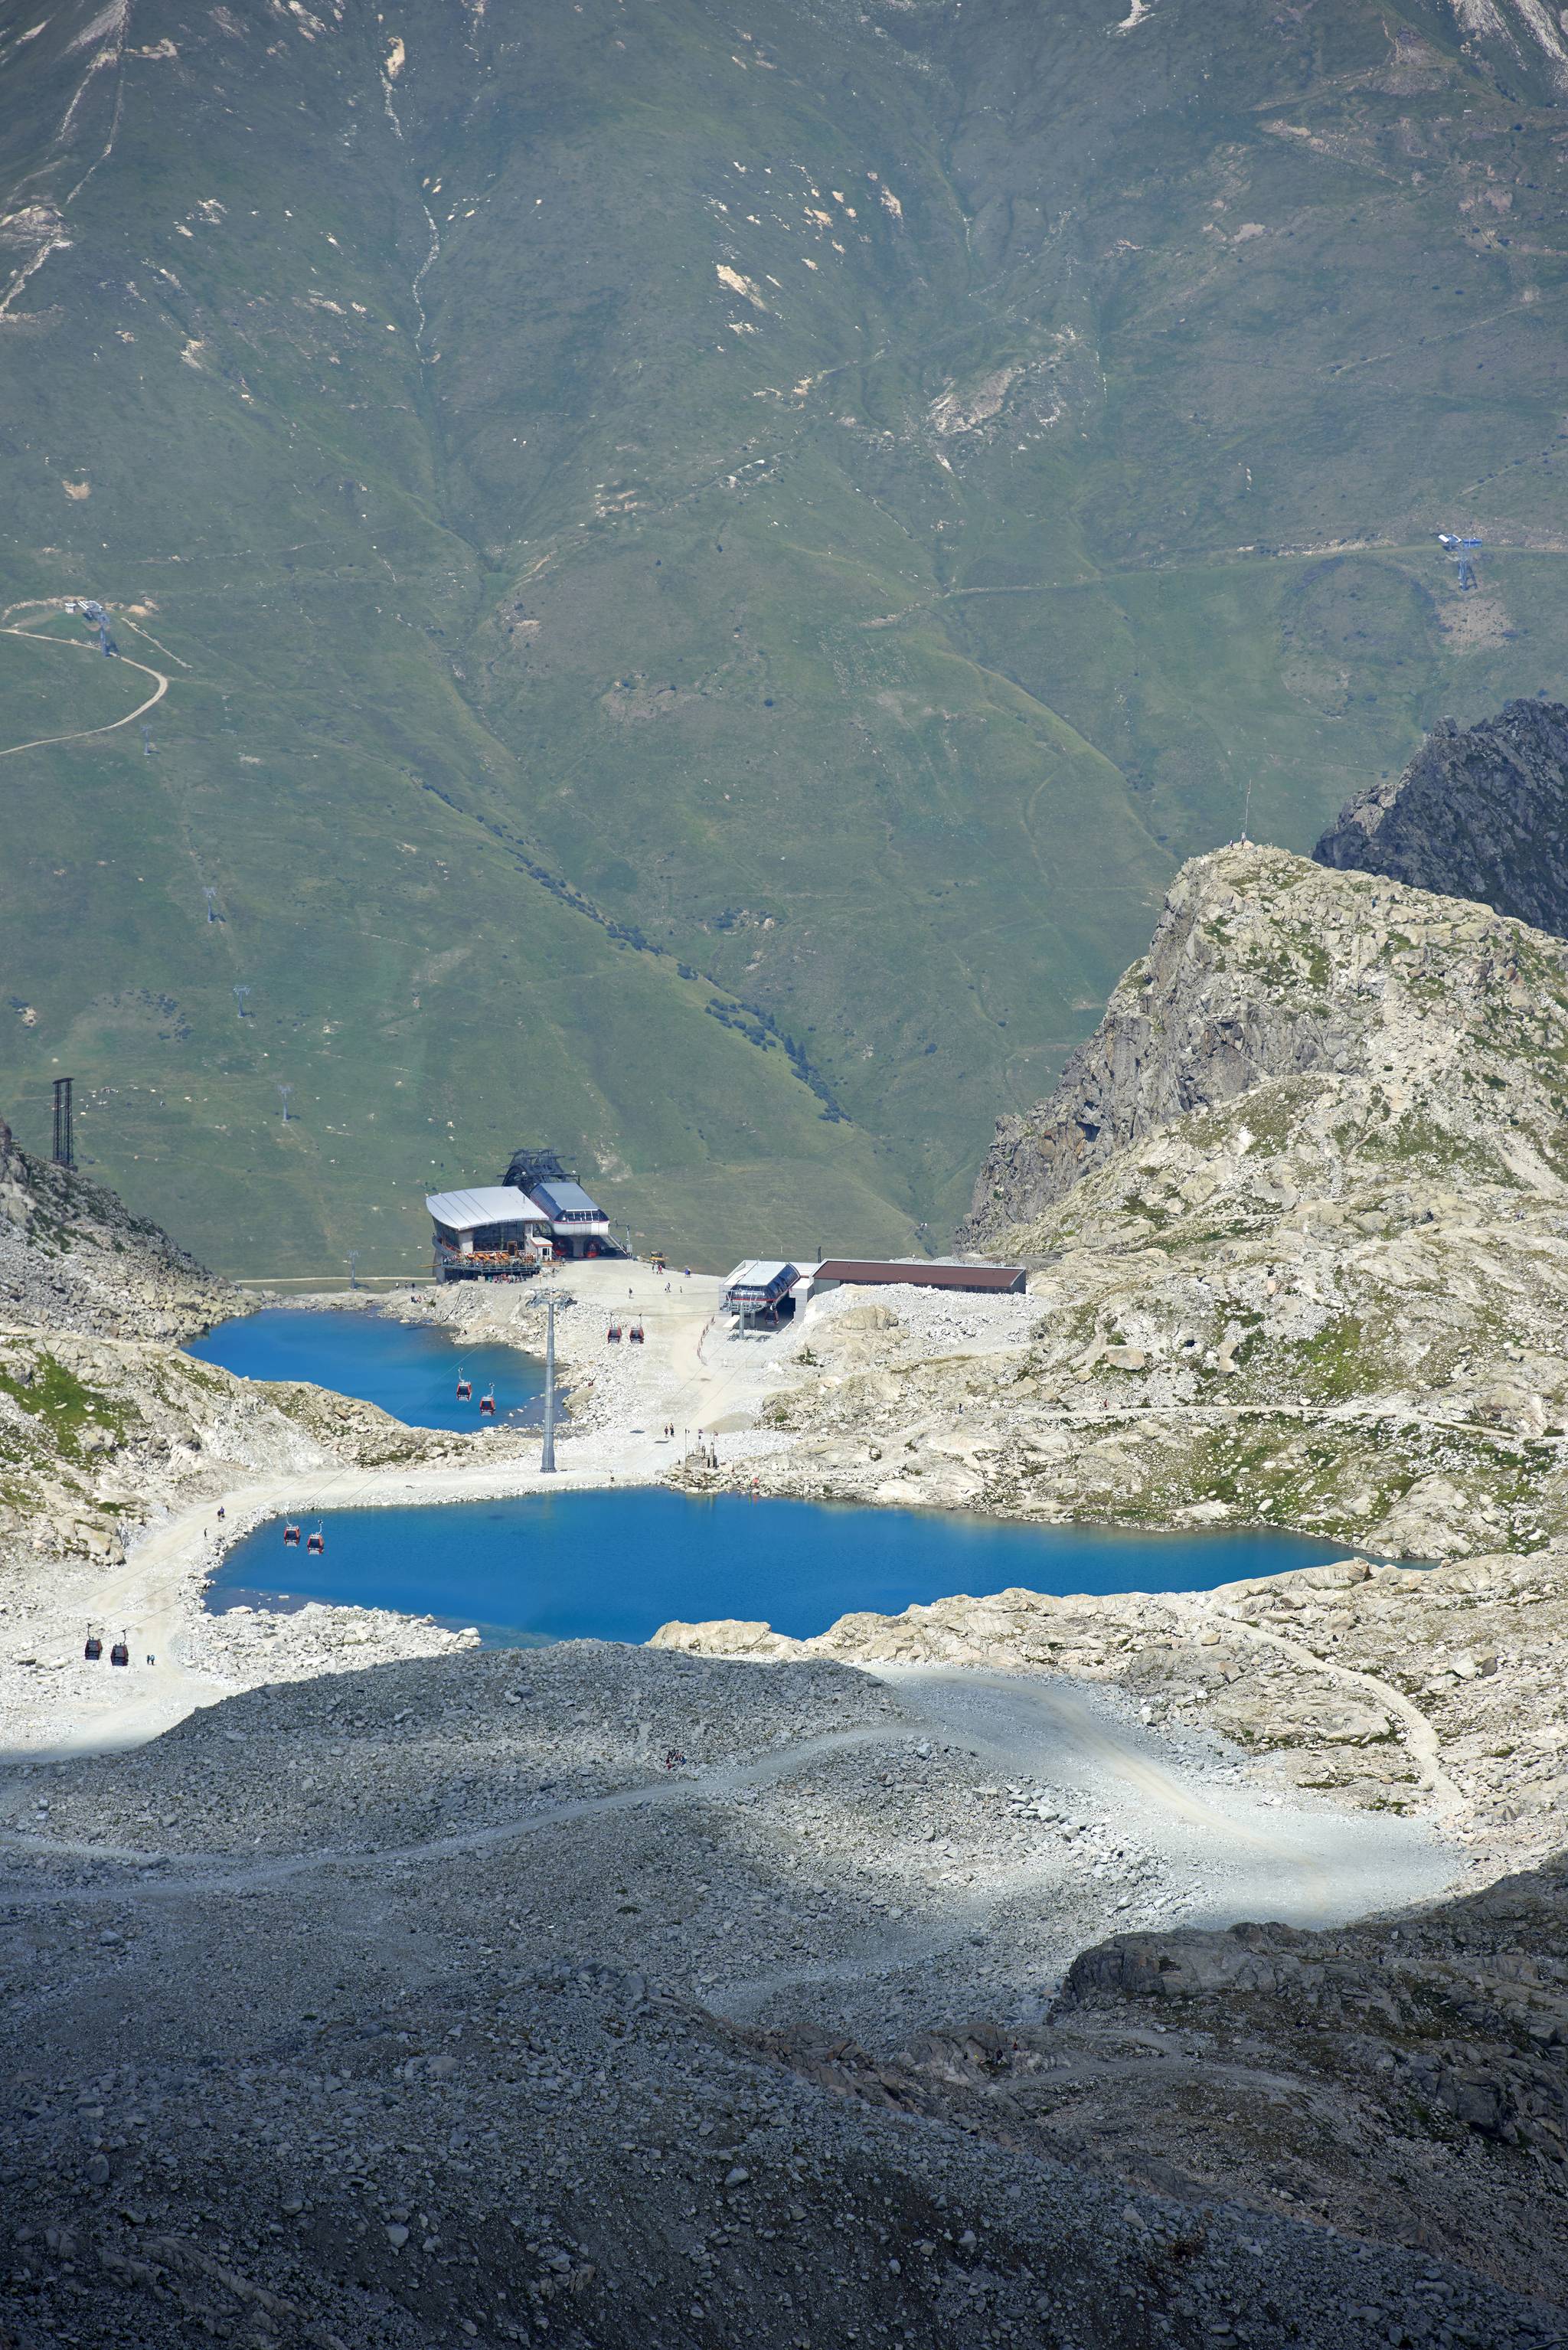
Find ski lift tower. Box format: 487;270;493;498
80;600;116;655
1436;531;1484;590
541;1297;557;1473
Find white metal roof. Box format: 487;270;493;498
426;1185;549;1230
528;1177;606;1220
724;1260;798;1289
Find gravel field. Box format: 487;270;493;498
4;1639;1557;2350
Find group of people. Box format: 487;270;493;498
651;1423;719;1464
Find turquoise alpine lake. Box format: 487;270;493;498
209;1492;1365;1649
186;1308;549;1432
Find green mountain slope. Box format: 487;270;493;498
2;0;1566;1273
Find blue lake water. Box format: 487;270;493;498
186;1309;549;1432
209;1491;1364;1649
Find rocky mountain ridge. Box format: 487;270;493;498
717;844;1568;1560
1314;698;1568;939
0;1119;234;1343
962;835;1565;1244
0;1124;500;1575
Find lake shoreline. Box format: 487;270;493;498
207;1486;1371;1652
5;1263;1436;1765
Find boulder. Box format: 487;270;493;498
1060;1927;1306;2004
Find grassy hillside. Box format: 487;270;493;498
2;0;1566;1273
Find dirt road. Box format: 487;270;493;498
0;623;168;760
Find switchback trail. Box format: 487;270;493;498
0;624;168;761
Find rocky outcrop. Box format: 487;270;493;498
0;1118;234;1341
1039;1859;1568;2283
961;841;1517;1244
1314;697;1568;936
733;848;1568;1557
658;1543;1568;1847
748;1858;1568;2305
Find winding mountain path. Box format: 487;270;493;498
707;1666;1459;2022
0;1666;1457;2051
0;1727;897;1903
0;624;168;761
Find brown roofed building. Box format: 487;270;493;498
810;1260;1026;1297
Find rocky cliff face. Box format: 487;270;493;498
1313;697;1568;936
964;838;1564;1244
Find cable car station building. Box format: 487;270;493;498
722;1260;800;1327
527;1177;614;1260
426;1187;550;1282
427;1153;619;1280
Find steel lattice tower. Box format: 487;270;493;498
52;1077;74;1169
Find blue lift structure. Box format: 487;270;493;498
1436;531;1483;590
